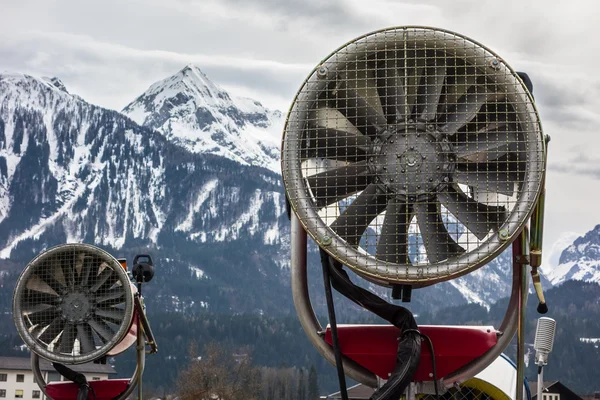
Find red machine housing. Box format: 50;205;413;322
45;379;130;400
324;325;498;381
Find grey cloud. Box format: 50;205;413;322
549;163;600;180
198;0;364;29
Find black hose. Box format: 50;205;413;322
320;250;348;400
319;251;421;400
52;363;97;400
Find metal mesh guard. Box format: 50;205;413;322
13;244;134;364
282;27;545;286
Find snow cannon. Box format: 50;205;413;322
281;27;549;399
12;243;158;400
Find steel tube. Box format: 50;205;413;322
516;228;530;400
443;229;528;387
115;317;146;400
321;252;349;400
137;319;144;400
30;353;47;397
537;367;544;400
291;214;377;387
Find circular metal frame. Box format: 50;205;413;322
13;244;134;364
282;26;545;286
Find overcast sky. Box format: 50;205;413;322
1;0;599;269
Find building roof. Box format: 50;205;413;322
327;384;375;399
530;380;560;397
0;356;116;375
530;380;584;400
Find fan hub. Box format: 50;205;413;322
61;291;92;322
371;126;454;200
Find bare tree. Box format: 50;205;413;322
177;342;261;400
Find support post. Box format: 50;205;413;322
516;228;530;400
321;252;348;400
537;367;544;400
290;214;377;387
137;314;145;400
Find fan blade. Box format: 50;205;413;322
404;49;426;114
416;65;447;121
36;272;64;295
455;128;518;159
25;289;59;306
58;323;76;354
301;127;370;162
77;323;95;354
376;55;408;123
31;324;48;339
439;67;477;113
440;89;489;135
330;184;387;246
79;256;94;288
89;266;114;293
95;308;125;324
438;185;506;240
60;261;75;289
376;201;413;264
39;317;64;344
60;255;77;290
88;317;115;343
306;161;371;207
27;307;59;327
97;274;119;294
96;287;126;304
454;159;523;196
335;87;386;137
415;202;464;263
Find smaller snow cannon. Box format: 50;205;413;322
12;244;158;400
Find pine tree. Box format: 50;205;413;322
308;365;319;400
297;368;306;400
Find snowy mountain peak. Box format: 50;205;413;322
178;64;229;99
122;65;283;172
559;224;600;264
545;225;600;285
41;77;69;94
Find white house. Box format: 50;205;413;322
0;356;115;400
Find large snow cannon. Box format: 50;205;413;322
281;27;548;399
12;244;158;400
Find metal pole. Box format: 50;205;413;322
321;252;348;400
516;228;530;400
537;367;544;400
443;241;524;386
407;382;416;400
137;314;144;400
30;353;48;399
290;214;378;387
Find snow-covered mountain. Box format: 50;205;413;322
0;72;291;314
0;68;576;316
122;65;283;173
544;225;600;285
